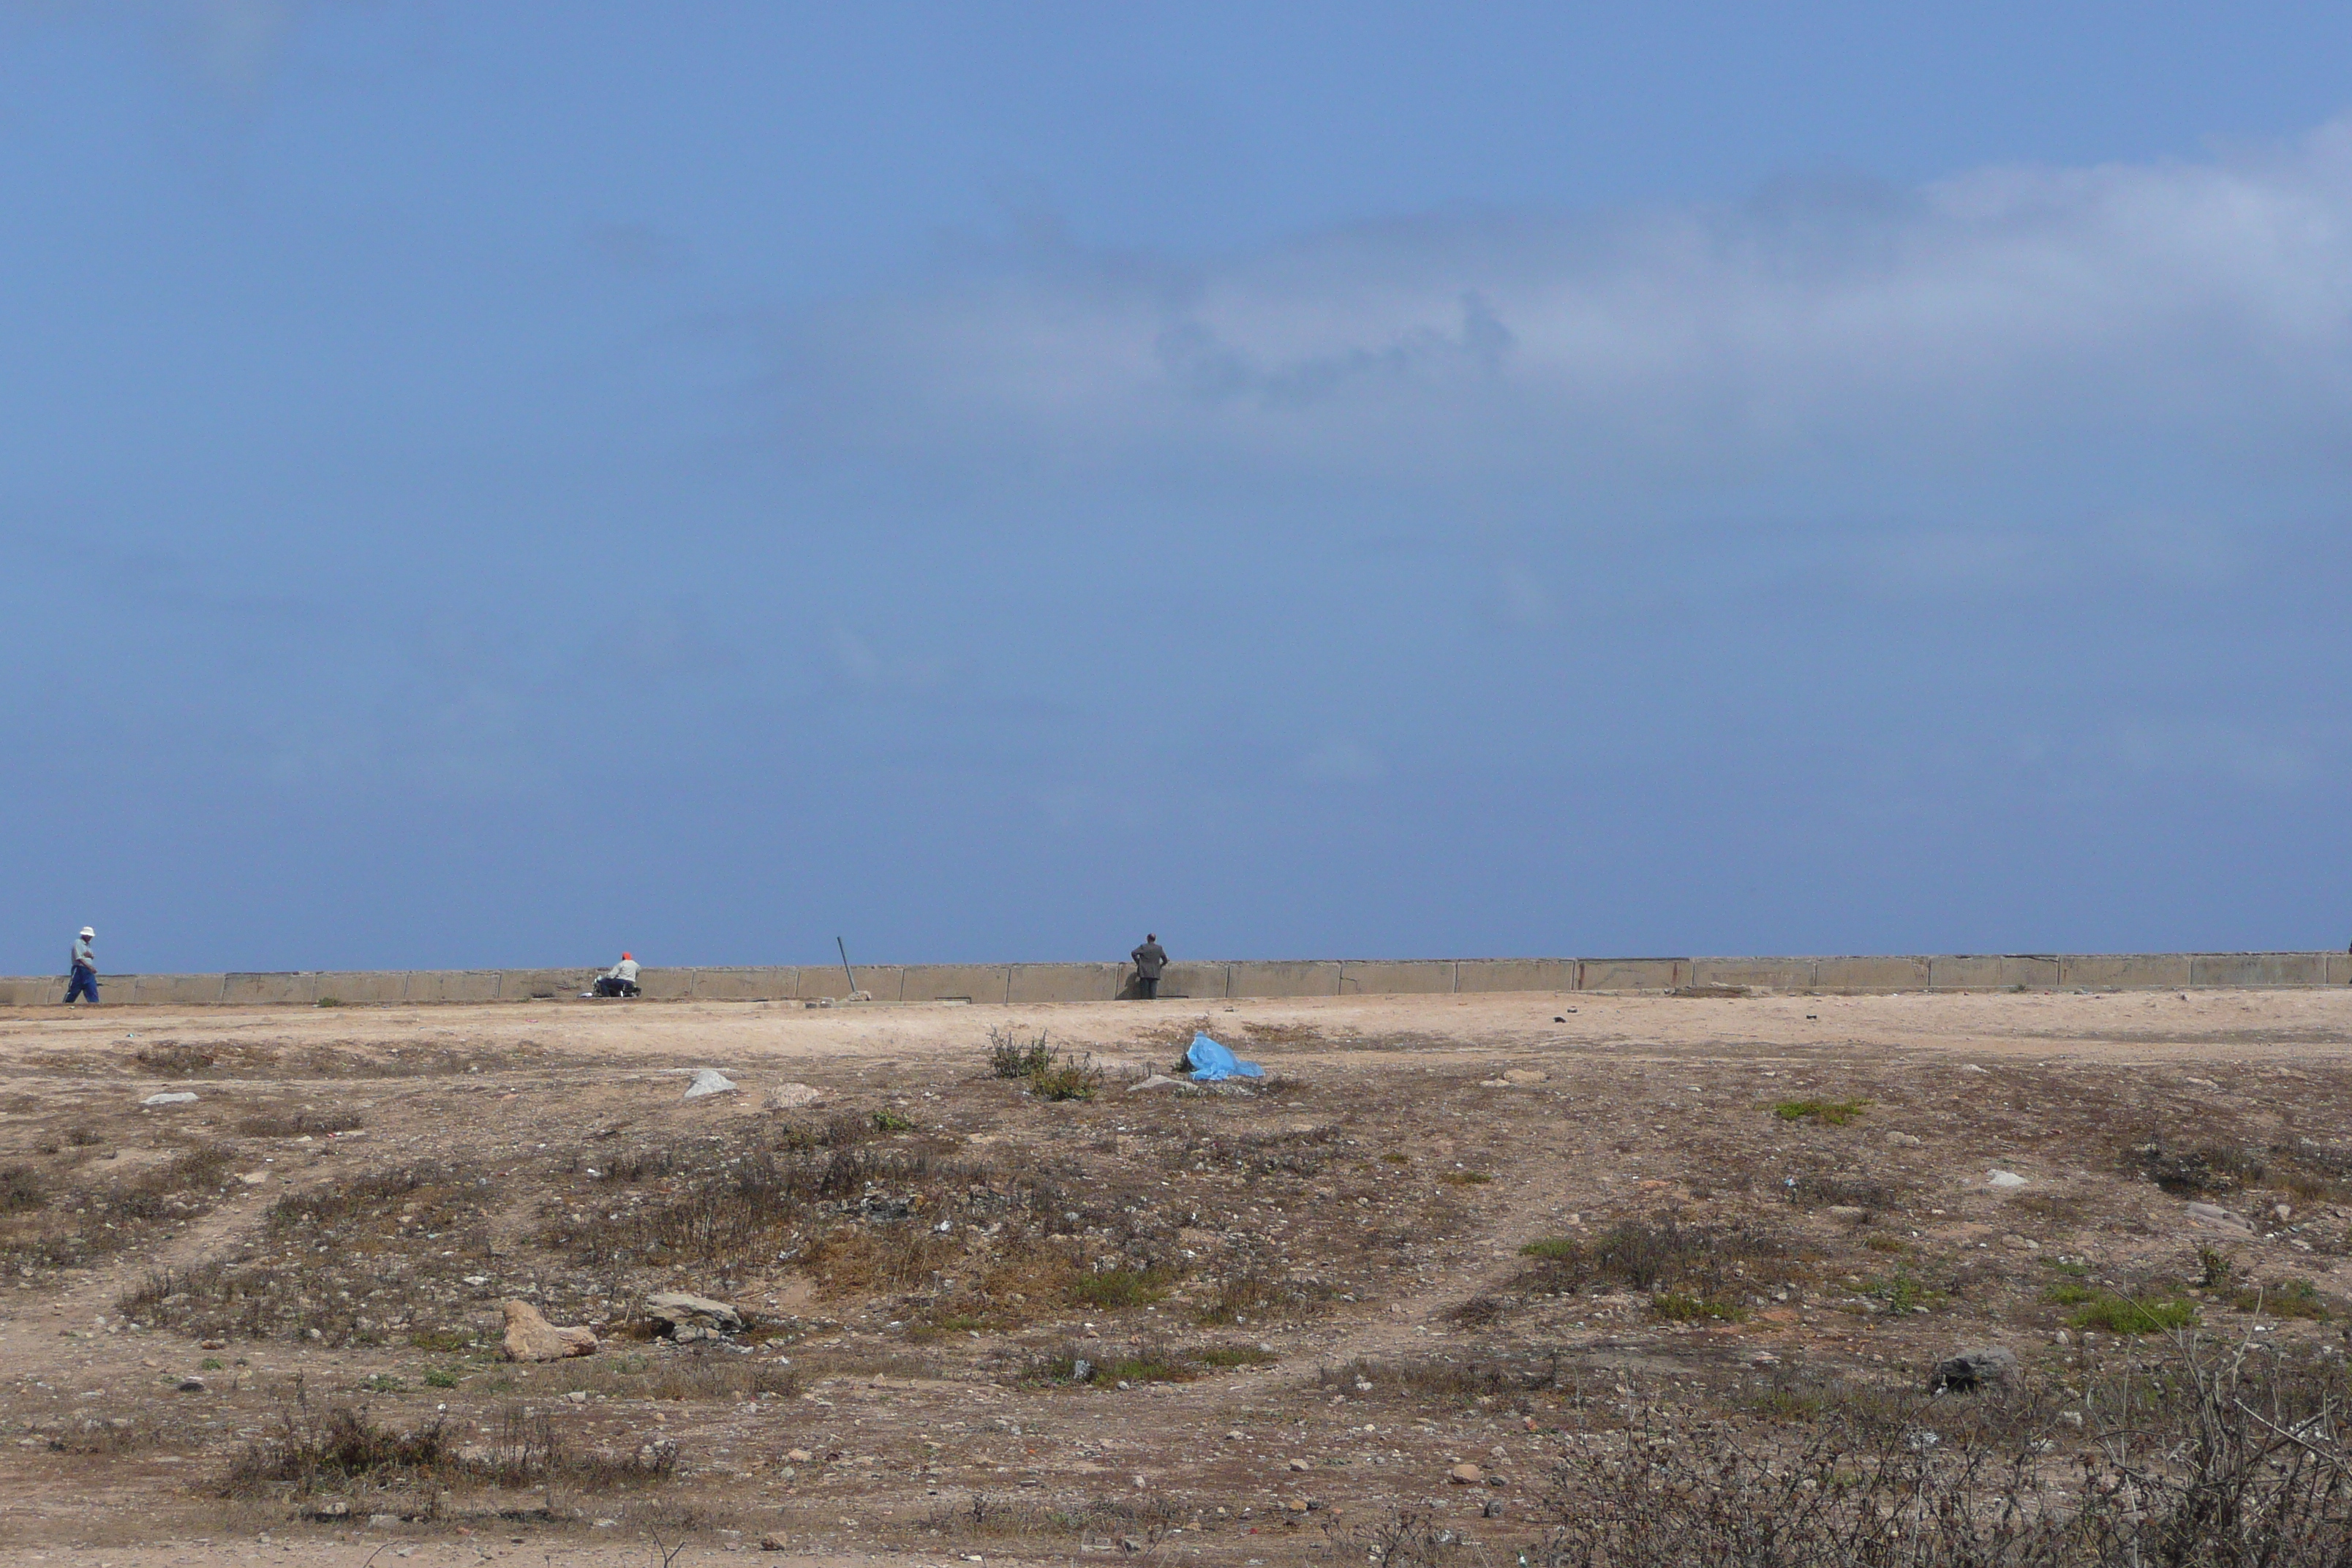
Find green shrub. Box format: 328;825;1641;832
0;1166;43;1213
1066;1268;1172;1309
2068;1294;2198;1334
986;1028;1055;1079
1773;1098;1868;1126
1651;1292;1749;1323
871;1108;916;1133
423;1367;459;1389
2232;1278;2329;1320
1029;1053;1103;1103
1518;1237;1580;1259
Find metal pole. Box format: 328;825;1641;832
836;936;856;995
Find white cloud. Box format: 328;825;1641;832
783;121;2352;511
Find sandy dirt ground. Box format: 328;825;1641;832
4;984;2351;1567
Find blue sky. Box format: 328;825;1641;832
6;2;2352;973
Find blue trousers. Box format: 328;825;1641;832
64;965;97;1004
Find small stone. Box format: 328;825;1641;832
1450;1462;1485;1484
2058;1409;2084;1427
176;1376;206;1392
141;1092;197;1106
1501;1068;1549;1085
760;1537;788;1551
765;1082;823;1109
199;1339;225;1350
2274;1204;2294;1223
238;1172;269;1186
1287;1458;1311;1471
1885;1132;1922;1148
1986;1170;2028;1188
1931;1346;2019;1392
2185;1202;2254;1233
1825;1205;1867;1222
786;1448;813;1463
682;1068;738;1101
565;1390;588;1404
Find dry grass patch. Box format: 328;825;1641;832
219;1401;677;1501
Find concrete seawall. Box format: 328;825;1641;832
1;951;2346;1006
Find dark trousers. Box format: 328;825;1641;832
64;965;98;1005
1137;975;1159;999
593;976;639;998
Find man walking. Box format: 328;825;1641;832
1130;933;1168;1000
64;927;98;1006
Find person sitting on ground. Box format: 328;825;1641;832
592;952;641;998
64;926;98;1006
1130;933;1168;1000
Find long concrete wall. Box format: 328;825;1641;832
0;952;2346;1006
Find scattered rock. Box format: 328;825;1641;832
309;1500;350;1520
1501;1068;1550;1085
176;1376;206;1392
1824;1205;1868;1223
1931;1346;2019;1392
198;1339;225;1350
1126;1074;1183;1093
760;1537;788;1552
238;1172;269;1186
1287;1458;1310;1471
2002;1234;2040;1252
1885;1132;1922;1148
764;1082;823;1109
785;1448;813;1464
682;1069;737;1101
2273;1204;2293;1223
1450;1462;1485;1484
1986;1170;2028;1188
645;1291;744;1341
141;1092;197;1107
2185;1202;2253;1233
500;1298;599;1362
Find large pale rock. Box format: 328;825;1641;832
645;1291;744;1341
682;1069;737;1101
501;1298;598;1362
765;1082;823;1109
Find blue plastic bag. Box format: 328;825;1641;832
1184;1032;1264;1082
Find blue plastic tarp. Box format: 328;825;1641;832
1184;1032;1264;1082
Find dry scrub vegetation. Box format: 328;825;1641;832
6;995;2352;1564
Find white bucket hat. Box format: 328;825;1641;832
79;927;94;938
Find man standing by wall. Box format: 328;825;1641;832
64;927;97;1006
1131;933;1168;1000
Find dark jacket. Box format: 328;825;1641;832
1131;941;1168;980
